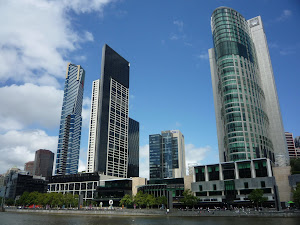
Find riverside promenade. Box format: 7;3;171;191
5;208;300;218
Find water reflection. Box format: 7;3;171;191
0;212;298;225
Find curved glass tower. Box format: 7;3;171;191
209;7;288;165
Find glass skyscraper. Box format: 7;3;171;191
94;44;139;178
209;7;289;166
55;63;85;175
149;130;186;180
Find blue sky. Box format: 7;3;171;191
0;0;299;178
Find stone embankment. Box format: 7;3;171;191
5;208;300;218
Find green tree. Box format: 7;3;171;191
119;194;133;207
248;189;268;207
145;194;156;209
5;198;15;206
64;193;75;208
134;191;146;208
156;196;167;209
18;191;30;206
290;158;300;174
293;183;300;208
181;189;198;208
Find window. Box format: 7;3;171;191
213;184;217;191
244;182;248;189
199;185;203;191
261;181;266;188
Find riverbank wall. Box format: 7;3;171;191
5;208;300;218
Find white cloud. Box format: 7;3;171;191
0;0;112;85
139;144;149;179
78;159;87;172
173;20;184;32
62;0;112;14
277;9;292;21
0;129;58;174
175;122;181;127
82;97;92;128
197;52;209;60
185;144;211;166
0;83;63;132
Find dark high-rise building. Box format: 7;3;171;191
94;44;139;178
33;149;54;179
127;118;139;177
149;130;186;180
24;161;34;175
209;7;288;166
55;63;85;175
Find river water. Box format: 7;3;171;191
0;212;298;225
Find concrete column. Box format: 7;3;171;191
251;160;256;178
205;166;209;181
266;159;272;177
219;164;223;180
234;162;239;179
193;168;196;182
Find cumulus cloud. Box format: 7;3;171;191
185;144;211;166
62;0;112;14
82;97;92;128
0;129;58;174
0;83;63;132
277;9;292;21
139;144;149;179
78;159;87;172
0;0;112;85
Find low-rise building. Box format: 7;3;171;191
48;172;146;204
48;172;100;202
190;158;279;207
94;177;146;206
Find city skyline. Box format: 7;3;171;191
0;1;299;179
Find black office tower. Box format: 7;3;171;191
127;118;139;177
95;44;139;178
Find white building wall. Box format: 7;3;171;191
248;16;289;166
87;79;100;173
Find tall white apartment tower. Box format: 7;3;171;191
87;79;100;173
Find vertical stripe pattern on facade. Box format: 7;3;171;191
87;79;100;173
55;63;85;175
209;7;275;163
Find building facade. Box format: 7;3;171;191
191;158;278;205
4;172;47;200
149;130;186;180
294;136;300;158
48;173;100;202
285;132;297;158
33;149;54;179
24;161;34;175
94;44;139;178
55;63;85;175
127;118;140;177
209;7;288;166
87;79;100;173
